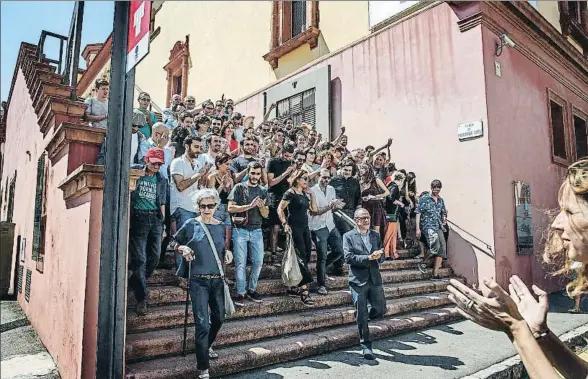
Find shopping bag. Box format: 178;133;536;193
281;232;303;287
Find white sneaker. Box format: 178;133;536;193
197;369;210;379
208;347;219;359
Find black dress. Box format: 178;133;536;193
283;188;314;286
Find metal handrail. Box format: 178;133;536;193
37;30;68;75
446;219;494;253
134;84;163;114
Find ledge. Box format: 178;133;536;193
263;26;321;69
45;122;106;172
58;164;144;207
38;96;87;135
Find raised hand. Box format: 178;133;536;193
508;275;549;337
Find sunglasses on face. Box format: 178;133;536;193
206;107;214;111
151;162;163;167
300;176;309;180
199;203;217;210
186;99;195;103
320;176;330;179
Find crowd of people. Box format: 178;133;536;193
85;80;448;377
84;79;587;379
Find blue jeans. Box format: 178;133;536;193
173;207;198;277
311;227;344;286
232;228;264;295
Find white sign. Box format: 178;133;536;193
127;1;151;73
458;120;484;141
368;1;420;29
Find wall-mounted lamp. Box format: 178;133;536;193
26;150;31;161
495;34;516;57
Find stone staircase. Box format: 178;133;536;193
125;249;462;378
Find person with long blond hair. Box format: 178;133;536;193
447;158;588;379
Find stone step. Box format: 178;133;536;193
126;292;452;362
136;267;452;306
159;248;419;272
125;306;461;379
32;81;72;114
148;257;432;287
126;277;452;333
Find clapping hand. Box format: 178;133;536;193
508;275;549;337
369;249;383;260
448;278;526;333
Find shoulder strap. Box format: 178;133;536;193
196;217;225;277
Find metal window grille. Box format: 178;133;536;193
18;265;23;294
25;269;32;302
32;153;46;262
276;88;316;128
292;1;307;38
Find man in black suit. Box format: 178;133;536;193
343;208;387;360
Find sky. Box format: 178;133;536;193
1;1;114;101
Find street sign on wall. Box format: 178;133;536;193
127;1;151;73
457;120;484;141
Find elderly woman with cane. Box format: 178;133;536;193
448;158;588;379
173;188;234;379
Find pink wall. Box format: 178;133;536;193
481;12;588;291
238;4;498;286
1;67;102;379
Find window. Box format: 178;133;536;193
291;1;307;38
547;90;570;165
265;1;320;69
32;153;47;273
277;88;316;127
164;36;190;107
6;171;16;223
574;109;588;159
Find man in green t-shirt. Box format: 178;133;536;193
129;147;168;316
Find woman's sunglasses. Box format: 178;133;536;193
199;203;217;210
151;162;163;167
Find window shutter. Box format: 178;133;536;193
291;1;307;38
275;88;317;128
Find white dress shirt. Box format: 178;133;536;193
309;184;337;232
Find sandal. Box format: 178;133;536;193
300;289;314;307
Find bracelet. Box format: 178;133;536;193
535;329;550;340
174;243;181;253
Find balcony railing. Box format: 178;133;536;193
36;2;84;100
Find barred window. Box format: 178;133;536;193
276;88;316;127
32;153;47;272
291;1;307;38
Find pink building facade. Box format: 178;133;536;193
236;2;587;291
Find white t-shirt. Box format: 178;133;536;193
84;98;108;128
308;184;337;232
170;155;202;214
130;133;139;164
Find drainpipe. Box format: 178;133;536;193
96;2;133;378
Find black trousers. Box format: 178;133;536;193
290;226;314;287
128;210;163;302
190;277;225;371
350;282;387;350
311;227;344;286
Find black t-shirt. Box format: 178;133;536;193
283;189;310;228
228;183;268;230
230;156;258;175
267;157;292;197
385;182;401;220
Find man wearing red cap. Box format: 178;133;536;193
129;147;169;316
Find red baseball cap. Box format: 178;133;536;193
145;147;165;164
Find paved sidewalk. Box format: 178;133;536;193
1;301;60;379
226;292;588;379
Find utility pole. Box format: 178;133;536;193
96;2;134;378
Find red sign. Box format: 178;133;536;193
127;1;151;73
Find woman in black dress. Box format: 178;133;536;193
277;170;315;306
358;164;390;237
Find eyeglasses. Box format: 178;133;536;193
199;203;217;210
355;216;370;222
186;99;195;103
206;107;214;111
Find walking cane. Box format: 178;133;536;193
182;258;192;357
